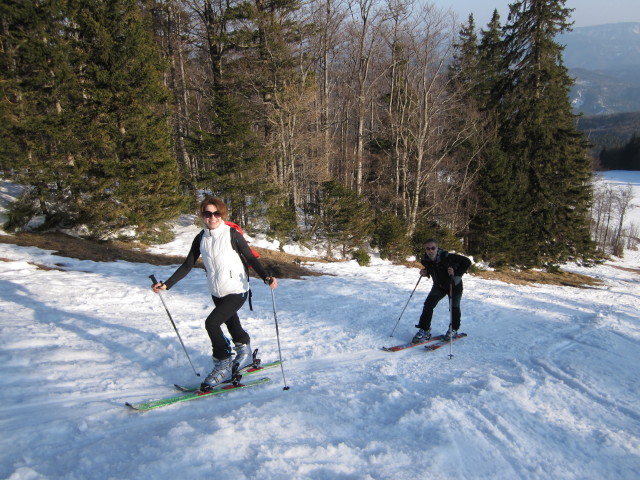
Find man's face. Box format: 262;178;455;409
425;242;438;261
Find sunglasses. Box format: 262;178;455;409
425;246;437;251
202;210;222;219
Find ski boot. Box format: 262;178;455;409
200;356;233;392
443;328;458;341
233;342;254;371
412;328;431;344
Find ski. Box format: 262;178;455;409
424;332;468;352
125;377;271;411
174;360;282;392
381;335;445;352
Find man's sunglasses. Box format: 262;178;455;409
203;211;222;219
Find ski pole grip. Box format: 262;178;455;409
150;274;158;285
266;268;274;285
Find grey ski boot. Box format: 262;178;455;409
233;342;253;370
200;356;233;392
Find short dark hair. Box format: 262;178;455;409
424;238;438;246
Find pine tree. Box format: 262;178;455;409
449;10;513;264
1;0;79;224
447;14;479;98
476;10;505;111
2;0;184;240
189;90;265;224
496;0;595;266
318;180;374;257
465;10;519;264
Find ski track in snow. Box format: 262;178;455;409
1;173;640;479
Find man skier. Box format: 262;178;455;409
412;239;471;343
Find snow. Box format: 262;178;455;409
596;170;640;229
1;174;640;479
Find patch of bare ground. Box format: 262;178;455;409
0;232;323;279
472;269;602;288
402;259;602;288
610;265;640;275
0;232;613;287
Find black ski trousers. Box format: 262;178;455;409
206;292;250;360
417;283;463;332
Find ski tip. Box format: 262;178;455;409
381;346;401;352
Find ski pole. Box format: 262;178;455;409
149;275;200;377
389;275;422;337
270;286;290;390
448;278;454;360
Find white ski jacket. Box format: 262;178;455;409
200;223;249;297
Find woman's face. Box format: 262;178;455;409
202;204;223;230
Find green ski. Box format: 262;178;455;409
174;360;281;392
125;377;271;411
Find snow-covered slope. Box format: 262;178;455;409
1;174;639;480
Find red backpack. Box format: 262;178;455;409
225;221;260;260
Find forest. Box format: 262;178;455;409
577;112;640;153
599;136;640;171
0;0;616;267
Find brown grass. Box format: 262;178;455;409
0;232;621;287
610;265;640;274
395;259;605;288
472;269;603;288
0;232;322;279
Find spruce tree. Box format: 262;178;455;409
1;0;79;224
450;10;514;264
476;10;505;112
447;14;479;97
2;0;184;240
466;10;520;264
497;0;595;266
190;90;265;224
319;180;374;257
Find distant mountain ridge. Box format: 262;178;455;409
561;22;640;115
561;23;640;71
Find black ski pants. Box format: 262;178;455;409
417;282;463;332
206;292;250;360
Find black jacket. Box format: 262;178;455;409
421;248;471;291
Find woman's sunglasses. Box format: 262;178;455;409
202;211;222;219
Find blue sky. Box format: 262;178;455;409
431;0;640;28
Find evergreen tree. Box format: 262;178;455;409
189;90;266;224
318;180;373;257
496;0;595;266
371;213;411;263
476;10;505;111
464;10;519;264
2;0;184;240
450;10;514;264
447;14;479;99
1;0;79;222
